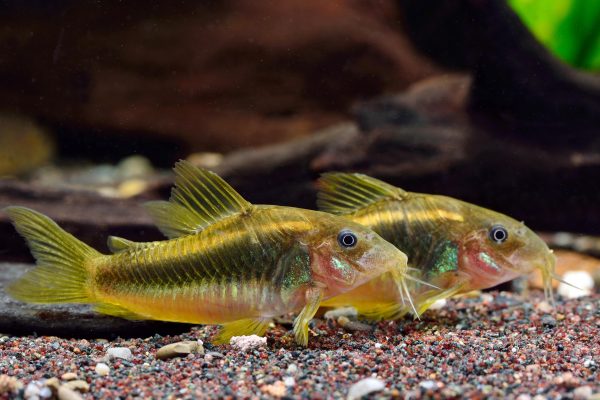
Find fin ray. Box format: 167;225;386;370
3;206;100;303
145;161;252;238
213;318;271;344
317;173;408;214
107;236;136;253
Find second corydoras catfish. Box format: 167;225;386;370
6;161;410;345
317;173;557;319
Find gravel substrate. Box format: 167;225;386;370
0;291;598;399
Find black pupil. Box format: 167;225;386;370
339;231;357;247
491;226;507;242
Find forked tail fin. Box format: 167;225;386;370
3;206;100;303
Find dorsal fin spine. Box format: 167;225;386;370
317;172;408;215
145;160;252;239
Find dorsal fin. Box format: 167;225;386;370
144;160;252;238
317;172;408;215
107;236;136;253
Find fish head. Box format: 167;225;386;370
455;202;556;297
306;214;408;296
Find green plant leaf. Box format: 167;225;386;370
509;0;600;70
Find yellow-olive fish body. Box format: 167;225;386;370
5;162;409;345
317;173;557;320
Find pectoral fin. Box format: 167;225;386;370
293;287;323;346
414;281;466;316
358;277;468;321
213;318;271;345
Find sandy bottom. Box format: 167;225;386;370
0;291;598;399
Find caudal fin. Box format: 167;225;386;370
4;206;101;303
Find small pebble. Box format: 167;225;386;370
60;372;77;381
574;386;593;400
95;363;110;376
541;315;557;328
107;347;133;361
337;316;372;332
516;395;531;400
230;335;267;351
24;381;43;399
286;363;299;375
156;340;204;360
206;351;224;358
324;307;358;319
419;380;438;390
0;375;22;395
283;376;295;387
347;377;385;400
39;386;53;398
428;299;447;310
57;386;83;400
44;377;60;392
261;381;286;397
535;300;553;313
63;380;89;392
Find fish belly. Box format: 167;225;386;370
322;272;398;308
96;281;287;324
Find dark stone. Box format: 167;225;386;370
541;315;557;329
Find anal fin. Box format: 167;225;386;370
212;318;271;345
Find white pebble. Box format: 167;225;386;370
230;335;267;351
286;363;299;374
283;376;296;387
107;347;133;361
57;386;83;400
374;343;382;349
573;385;593;400
324;307;358;319
39;387;52;398
480;293;494;303
535;301;553;313
95;363;110;376
24;381;43;400
419;380;438;390
347;377;385;400
557;271;594;299
428;299;447;310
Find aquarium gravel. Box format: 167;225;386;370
0;291;597;399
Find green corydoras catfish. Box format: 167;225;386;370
317;173;557;319
5;161;409;345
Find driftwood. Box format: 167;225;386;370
0;180;163;261
0;0;436;153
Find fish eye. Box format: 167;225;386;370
337;230;358;248
489;225;508;244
